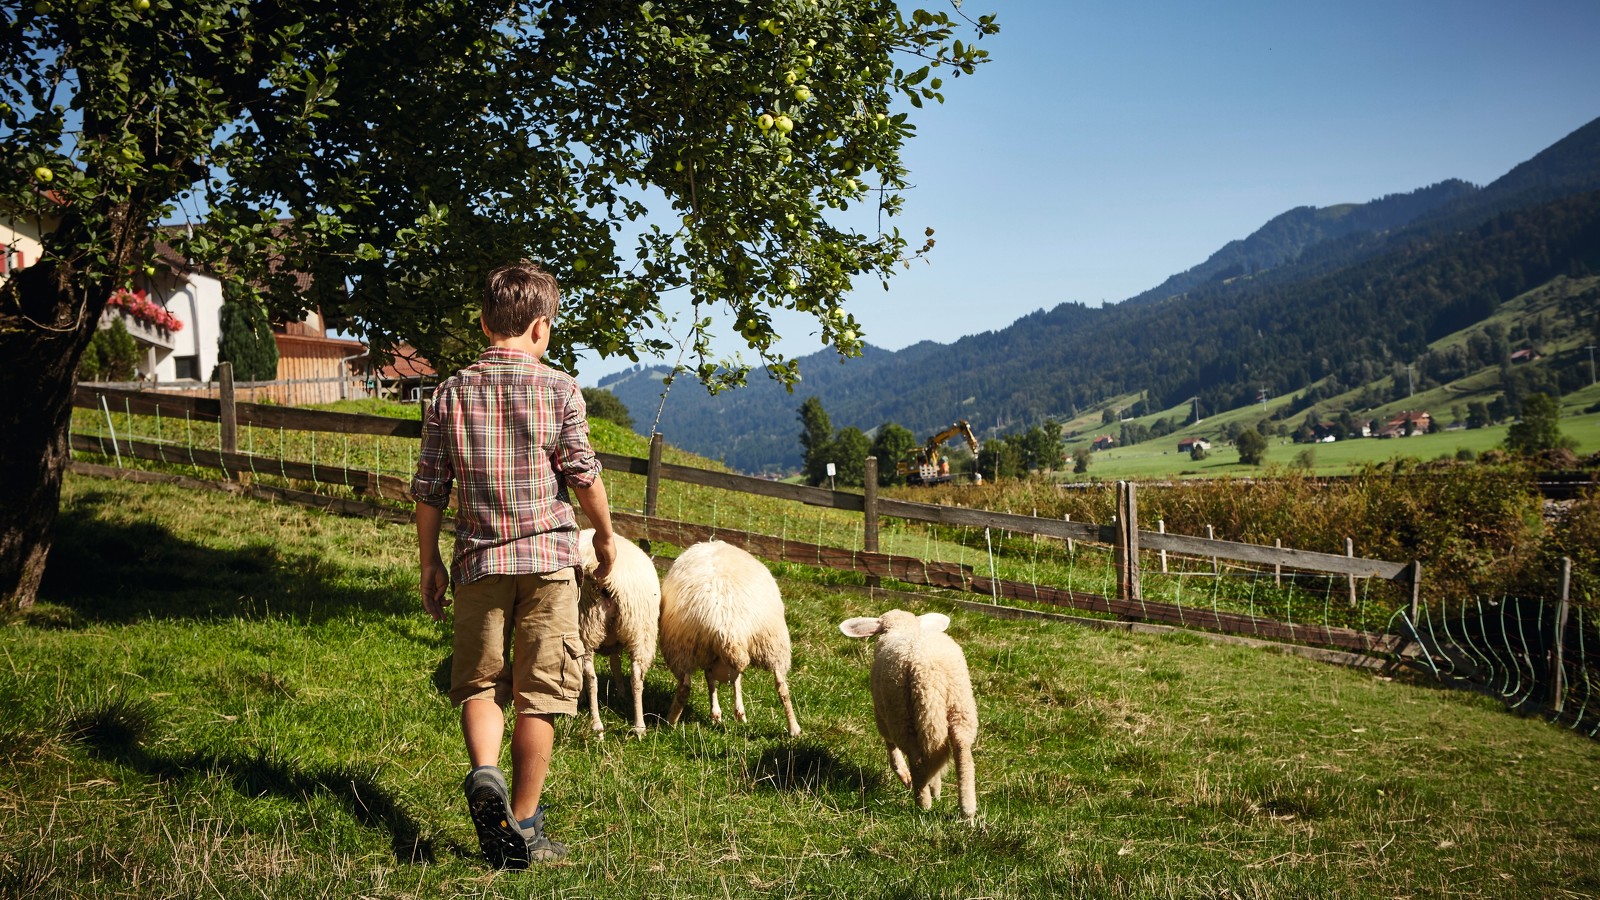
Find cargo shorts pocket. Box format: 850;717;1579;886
559;633;585;698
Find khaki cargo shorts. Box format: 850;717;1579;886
450;568;583;716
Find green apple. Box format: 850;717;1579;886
774;115;793;133
757;113;774;131
793;86;811;102
573;257;588;271
674;160;684;172
784;71;798;85
144;264;157;275
135;0;150;9
33;165;53;182
839;328;856;343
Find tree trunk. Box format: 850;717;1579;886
0;261;102;615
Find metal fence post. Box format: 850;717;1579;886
863;456;880;590
1550;556;1572;715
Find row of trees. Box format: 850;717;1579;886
798;397;1067;486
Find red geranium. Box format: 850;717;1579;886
107;288;184;332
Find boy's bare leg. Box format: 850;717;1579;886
509;712;556;821
461;698;505;767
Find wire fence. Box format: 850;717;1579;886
65;378;1597;737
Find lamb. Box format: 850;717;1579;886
577;528;661;737
838;609;978;822
659;540;801;737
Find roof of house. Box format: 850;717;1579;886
365;344;436;380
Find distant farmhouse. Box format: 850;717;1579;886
1378;410;1432;438
1092;434;1117;451
3;202;370;404
1176;437;1211;453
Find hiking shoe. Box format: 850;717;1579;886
463;766;529;869
519;804;569;862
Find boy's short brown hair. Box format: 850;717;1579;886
483;261;560;338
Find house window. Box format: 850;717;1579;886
173;355;199;380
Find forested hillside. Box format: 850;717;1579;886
603;117;1600;473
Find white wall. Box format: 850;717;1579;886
145;271;224;382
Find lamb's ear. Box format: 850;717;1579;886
839;617;883;638
918;613;951;633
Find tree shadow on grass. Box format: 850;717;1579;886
65;696;467;865
37;490;412;624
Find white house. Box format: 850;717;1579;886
143;239;226;382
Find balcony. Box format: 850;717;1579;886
100;307;178;351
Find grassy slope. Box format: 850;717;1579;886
1063;275;1600;480
3;476;1598;899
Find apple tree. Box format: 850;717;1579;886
0;1;997;612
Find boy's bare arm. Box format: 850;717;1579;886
416;502;450;621
572;478;616;581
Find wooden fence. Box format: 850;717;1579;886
71;371;1424;660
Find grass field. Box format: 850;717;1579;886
1071;411;1600;481
3;475;1599;898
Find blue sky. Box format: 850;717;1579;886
573;0;1600;385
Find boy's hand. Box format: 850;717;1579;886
590;531;618;582
420;563;450;621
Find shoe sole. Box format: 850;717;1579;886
467;784;530;869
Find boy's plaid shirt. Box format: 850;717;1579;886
411;347;603;585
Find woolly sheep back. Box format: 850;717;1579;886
659;540;800;736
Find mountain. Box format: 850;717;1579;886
604;117;1600;473
1120;179;1479;307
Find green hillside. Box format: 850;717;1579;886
1065;275;1600;479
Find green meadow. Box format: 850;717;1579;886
3;473;1598;899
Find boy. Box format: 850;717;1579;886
411;261;617;867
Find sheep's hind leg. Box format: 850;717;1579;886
706;672;723;724
773;668;801;737
953;734;977;823
912;765;937;810
887;744;913;787
629;656;647;736
666;672;693;726
732;672;746;723
583;653;605;735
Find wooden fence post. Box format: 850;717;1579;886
863;457;880;590
1115;481;1141;605
1550;556;1572;715
218;362;237;481
1206;524;1218;576
1158;518;1168;574
1274;538;1283;588
641;432;663;554
1346;538;1358;608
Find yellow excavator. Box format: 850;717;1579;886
897;420;981;485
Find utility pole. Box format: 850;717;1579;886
1407;363;1415;398
1257;387;1268;409
1586;345;1597;387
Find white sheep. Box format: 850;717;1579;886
577;529;661;737
659;540;801;737
838;609;978;822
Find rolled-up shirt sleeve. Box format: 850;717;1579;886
554;384;603;489
410;397;454;509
